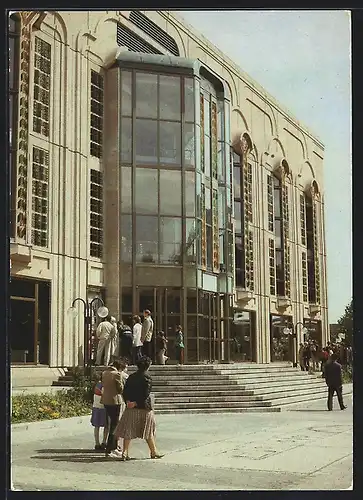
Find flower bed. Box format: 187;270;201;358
11;388;92;424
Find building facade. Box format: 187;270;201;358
9;10;328;367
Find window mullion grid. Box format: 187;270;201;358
282;183;290;298
312;199;320;305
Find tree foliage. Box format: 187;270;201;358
337;299;353;345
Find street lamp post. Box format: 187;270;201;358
68;297;108;375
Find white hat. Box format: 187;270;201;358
110;316;116;323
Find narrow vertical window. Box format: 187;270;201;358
300;193;306;245
31;147;49;247
246;230;254;291
90;169;103;258
90;71;104;158
269;239;276;295
267;174;274;232
233;135;254;291
282;184;291;297
33;37;51;137
312;201;321;305
273;175;284;296
306;194;316;303
302;251;308;302
211;100;218;180
200;93;204;172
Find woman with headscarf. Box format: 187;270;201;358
114;356;163;461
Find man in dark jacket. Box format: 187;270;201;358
323;353;347;411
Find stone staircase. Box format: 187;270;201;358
51;362;344;413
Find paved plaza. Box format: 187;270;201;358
11;394;353;491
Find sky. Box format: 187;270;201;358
177;10;351;323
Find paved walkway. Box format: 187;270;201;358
11;393;353;491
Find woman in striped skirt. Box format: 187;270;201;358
114;356;163;461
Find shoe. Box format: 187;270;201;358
107;450;124;459
328;409;332;411
150;453;164;459
100;443;106;450
94;444;102;450
341;406;347;410
121;453;131;461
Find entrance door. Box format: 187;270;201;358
136;287;182;363
10;298;36;363
10;278;50;365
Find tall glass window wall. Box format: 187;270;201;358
118;66;233;364
120;70;196;265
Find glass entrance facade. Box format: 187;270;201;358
112;55;234;363
119;286;233;363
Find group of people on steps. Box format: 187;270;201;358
95;309;184;367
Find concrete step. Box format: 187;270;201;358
155;406;281;414
151;378;238;386
155;395;265;403
236;378;326;390
152;389;256;397
154;400;272;409
222;371;311;380
215;367;302;375
270;391;332;407
251;382;327;396
152;384;249;392
275;385;353;408
153;383;328;402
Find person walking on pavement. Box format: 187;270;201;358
141;310;154;359
132;315;143;365
101;359;128;458
323;353;347;411
175;325;185;365
114;356;163;461
96;316;116;366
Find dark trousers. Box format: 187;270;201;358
132;346;142;365
327;386;345;411
176;346;184;365
143;341;152;358
104;404;121;453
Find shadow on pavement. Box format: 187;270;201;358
31;453;149;463
35;449;100;454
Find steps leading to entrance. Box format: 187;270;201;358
48;363;349;413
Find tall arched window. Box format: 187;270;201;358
273;174;284;296
270;160;291;298
233;133;254;291
9;13;21;238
